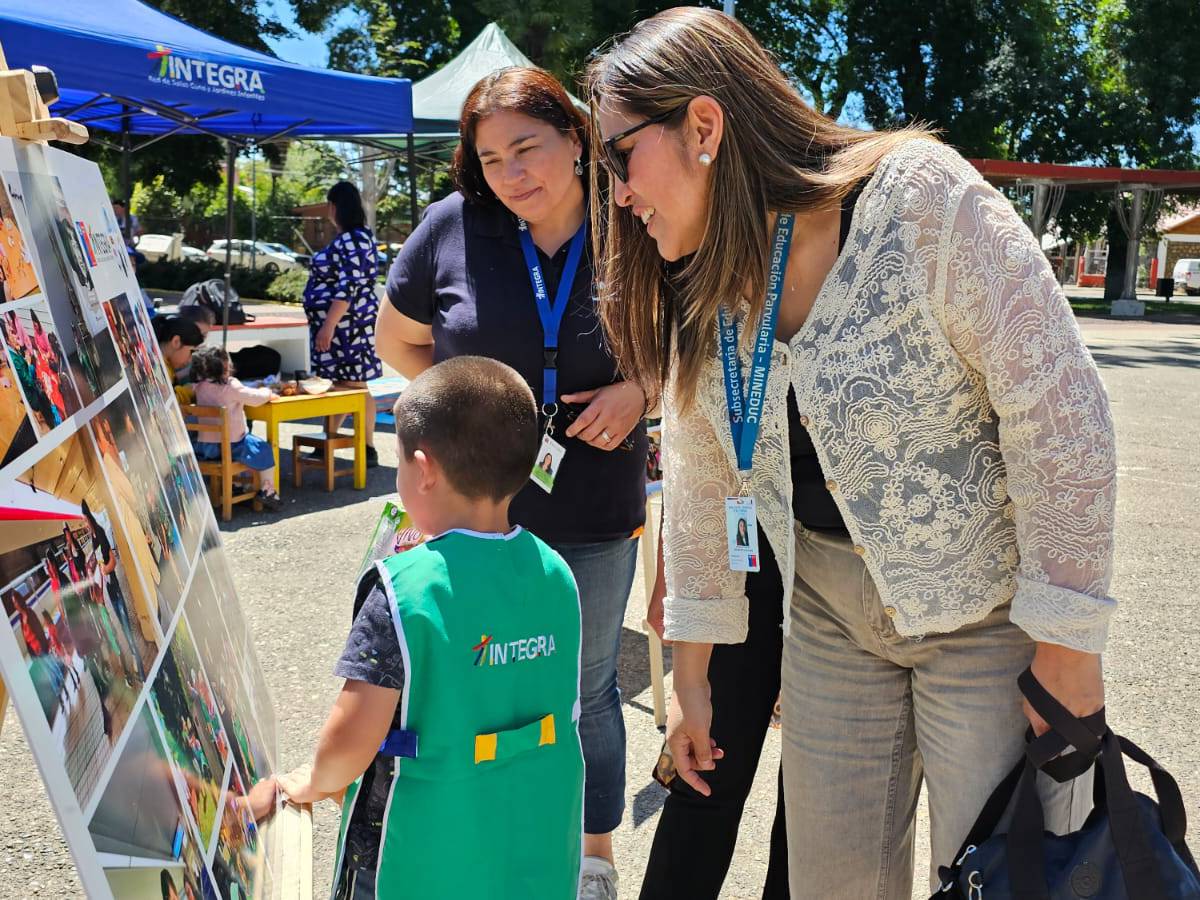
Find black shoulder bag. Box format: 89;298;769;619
933;668;1200;899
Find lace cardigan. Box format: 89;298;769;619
661;139;1117;653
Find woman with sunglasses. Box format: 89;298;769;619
374;66;647;900
587;9;1113;898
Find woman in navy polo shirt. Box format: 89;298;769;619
375;67;647;900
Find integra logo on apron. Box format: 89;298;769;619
472;632;557;667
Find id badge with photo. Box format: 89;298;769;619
725;495;761;572
531;432;567;494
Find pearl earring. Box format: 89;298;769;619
574;158;583;176
698;153;713;166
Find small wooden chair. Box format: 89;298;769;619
292;415;355;492
180;404;263;521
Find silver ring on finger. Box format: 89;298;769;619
601;430;612;443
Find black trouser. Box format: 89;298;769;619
640;536;789;900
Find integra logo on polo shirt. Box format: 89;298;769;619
472;632;556;667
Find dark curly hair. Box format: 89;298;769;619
452;66;590;206
188;344;232;384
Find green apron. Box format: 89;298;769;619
333;530;584;898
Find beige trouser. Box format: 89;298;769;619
781;524;1090;899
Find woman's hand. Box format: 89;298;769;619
1024;642;1105;736
561;381;645;451
666;642;721;795
667;681;723;796
314;321;336;354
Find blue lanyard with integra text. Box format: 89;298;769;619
717;213;795;483
517;217;587;413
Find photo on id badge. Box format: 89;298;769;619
725;496;760;572
531;433;566;494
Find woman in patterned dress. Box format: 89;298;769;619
303;181;382;465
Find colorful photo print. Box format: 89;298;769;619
0;432;161;808
186;562;272;788
147;613;229;849
212;783;264;900
198;546;276;771
0;336;36;466
3;168;122;399
0;181;42;304
0;300;83;436
104;293;173;412
91;393;191;625
92;706;217;900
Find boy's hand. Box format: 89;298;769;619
242;776;280;821
278;764;343;805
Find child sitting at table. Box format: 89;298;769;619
188;345;282;511
278;356;585;899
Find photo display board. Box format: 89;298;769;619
0;139;279;899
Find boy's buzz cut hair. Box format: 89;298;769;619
394;356;538;502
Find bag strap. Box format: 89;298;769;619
1097;731;1172;898
1118;735;1190;855
1018;668;1106;761
1005;759;1051;899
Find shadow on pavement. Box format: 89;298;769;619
1091;339;1200;370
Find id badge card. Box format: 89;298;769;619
531;432;567;494
725;495;761;572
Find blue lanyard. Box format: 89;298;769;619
517;217;587;410
717;213;795;478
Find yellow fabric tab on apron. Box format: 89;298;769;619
474;714;556;765
474;732;498;764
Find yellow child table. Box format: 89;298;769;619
244;389;369;492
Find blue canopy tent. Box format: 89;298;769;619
0;0;414;327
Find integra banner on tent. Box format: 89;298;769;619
0;138;279;900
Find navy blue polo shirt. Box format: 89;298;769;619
386;192;647;545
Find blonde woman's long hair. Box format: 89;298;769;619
585;7;936;411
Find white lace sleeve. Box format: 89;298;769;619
938;176;1118;652
660;371;749;644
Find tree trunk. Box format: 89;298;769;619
1103;205;1128;302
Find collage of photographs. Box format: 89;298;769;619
0;141;279;899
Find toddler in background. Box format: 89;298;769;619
188;345;282;511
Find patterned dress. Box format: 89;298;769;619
303;227;383;382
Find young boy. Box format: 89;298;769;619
279;356;584;898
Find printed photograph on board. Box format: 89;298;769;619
199;540;276;770
147;611;230;850
92;706;217;900
90;391;190;621
0;300;83;436
0;325;36;467
3;166;122;400
0;180;43;304
104;292;173;412
0;430;160;810
186;561;272;788
212;778;264;900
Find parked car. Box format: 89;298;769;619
135;233;208;263
260;242;311;269
1172;258;1200;296
206;239;306;273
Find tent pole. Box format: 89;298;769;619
407;133;418;235
223;140;235;347
120;107;132;241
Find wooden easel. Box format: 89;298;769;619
0;45;313;900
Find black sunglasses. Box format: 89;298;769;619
600;108;683;184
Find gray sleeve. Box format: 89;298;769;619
334;583;405;691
